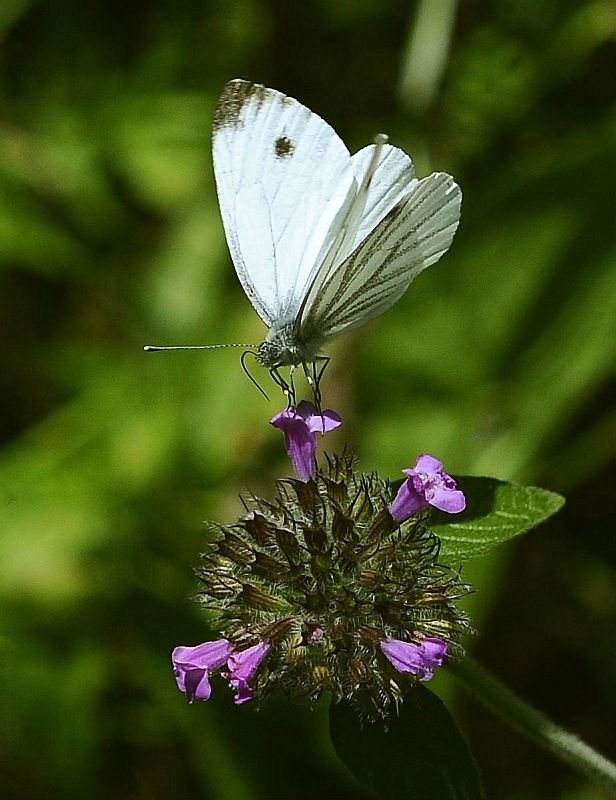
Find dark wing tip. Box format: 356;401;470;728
213;79;270;133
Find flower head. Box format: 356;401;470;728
380;637;448;682
270;401;341;481
193;453;473;720
172;638;233;702
389;454;466;522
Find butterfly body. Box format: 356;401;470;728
256;323;323;369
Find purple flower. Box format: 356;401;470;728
389;454;466;521
380;637;448;681
309;626;324;644
224;641;271;704
172;638;234;703
270;401;341;482
172;638;272;706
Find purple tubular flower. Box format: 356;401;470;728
224;641;271;705
309;626;324;644
172;638;234;703
389;453;466;522
270;400;342;482
380;637;448;681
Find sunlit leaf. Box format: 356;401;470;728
432;476;565;562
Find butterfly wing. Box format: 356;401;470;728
212;79;357;328
346;142;418;254
295;142;418;335
297;167;461;341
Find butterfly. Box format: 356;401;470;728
147;79;461;403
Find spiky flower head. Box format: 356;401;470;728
194;452;473;721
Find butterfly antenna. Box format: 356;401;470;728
144;343;256;352
241;350;270;401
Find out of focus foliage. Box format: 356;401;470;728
1;1;614;798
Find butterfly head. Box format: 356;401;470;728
256;324;314;369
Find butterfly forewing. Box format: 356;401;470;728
298;171;461;341
212;79;357;327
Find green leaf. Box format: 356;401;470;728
330;687;483;800
432;476;565;563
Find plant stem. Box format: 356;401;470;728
450;657;616;794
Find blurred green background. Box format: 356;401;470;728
1;1;614;798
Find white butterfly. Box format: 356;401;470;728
149;79;461;401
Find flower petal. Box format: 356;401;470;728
288;422;316;481
180;668;212;703
271;404;341;481
388;479;428;521
413;454;443;477
430;486;466;513
419;637;449;663
380;636;447;681
393;455;466;518
229;678;254;705
270;410;316;481
306;408;342;434
224;641;271;705
172;638;234;702
172;639;234;671
227;641;270;681
295;400;317;421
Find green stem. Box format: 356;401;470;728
450;657;616;794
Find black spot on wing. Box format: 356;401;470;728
275;135;294;158
213;79;268;132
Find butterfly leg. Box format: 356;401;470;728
304;356;330;412
288;364;298;408
302;361;319;411
270;367;296;407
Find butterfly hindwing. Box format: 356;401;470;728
298;171;461;340
296;143;417;335
346;143;418;254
